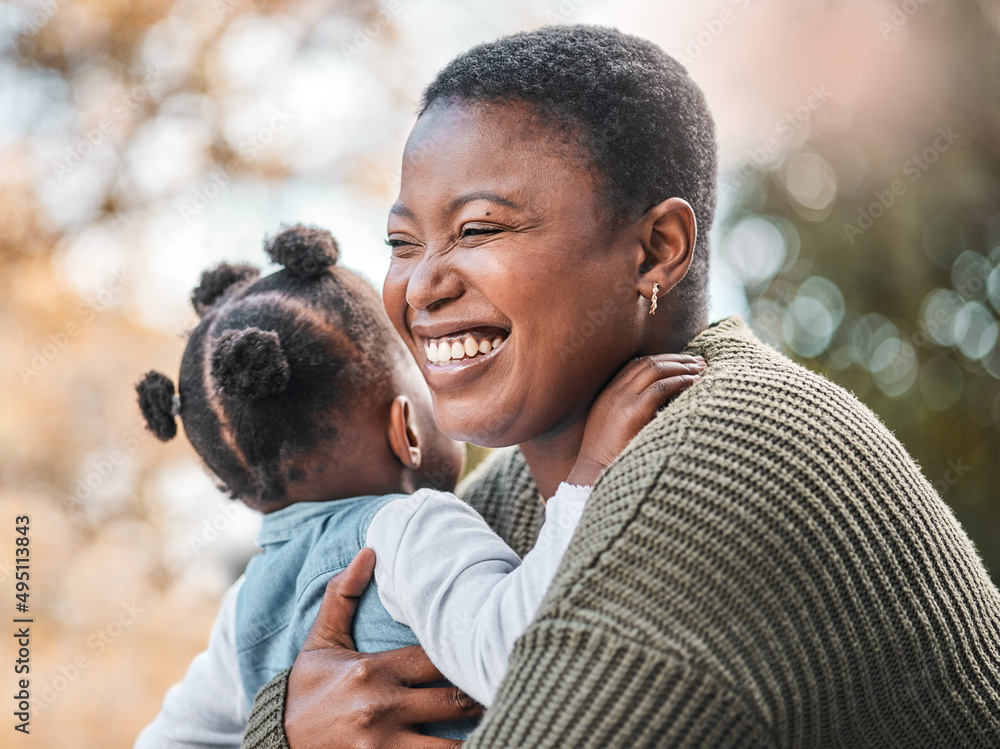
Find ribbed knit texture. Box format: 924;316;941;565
243;315;1000;749
241;667;291;749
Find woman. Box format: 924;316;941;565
243;25;1000;749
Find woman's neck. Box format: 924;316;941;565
518;317;709;499
518;416;588;500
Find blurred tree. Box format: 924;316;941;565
720;0;1000;581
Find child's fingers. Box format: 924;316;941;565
302;547;377;652
632;373;701;419
620;354;705;394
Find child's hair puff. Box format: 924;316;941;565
211;328;291;400
135;224;400;508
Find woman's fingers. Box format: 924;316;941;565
287;558;475;749
394;733;465;749
395;683;484;725
371;644;446;685
286;644;473;748
301;547;377;653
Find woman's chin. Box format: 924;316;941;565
434;403;525;450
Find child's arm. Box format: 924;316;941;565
370;354;703;707
133;579;248;749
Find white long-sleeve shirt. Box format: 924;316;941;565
134;483;590;749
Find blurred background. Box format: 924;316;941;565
1;0;998;744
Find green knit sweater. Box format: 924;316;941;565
241;315;1000;749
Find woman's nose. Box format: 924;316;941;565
405;251;465;312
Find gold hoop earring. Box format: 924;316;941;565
649;282;659;316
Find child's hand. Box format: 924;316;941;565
566;354;706;487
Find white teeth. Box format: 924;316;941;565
424;333;507;363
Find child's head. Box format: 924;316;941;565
136;225;465;512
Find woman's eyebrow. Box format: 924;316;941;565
389;192;523;221
389;202;415;219
447;192;522;214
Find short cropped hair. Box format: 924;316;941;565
421;25;718;326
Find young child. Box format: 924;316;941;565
133;225;703;747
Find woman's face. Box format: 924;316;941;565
383;102;645;447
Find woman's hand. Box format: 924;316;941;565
285;548;482;748
566;353;705;487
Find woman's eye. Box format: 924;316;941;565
385;238;420;259
461;226;500;238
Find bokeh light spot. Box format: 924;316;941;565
951;250;991;302
782;152;838;220
919;354;965;411
921;288;965;347
721;215;787;290
953;301;998;361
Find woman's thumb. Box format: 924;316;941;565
301;547;377;653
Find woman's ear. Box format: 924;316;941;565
638;197;698;301
387;395;422;470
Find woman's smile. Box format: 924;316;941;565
410;317;512;386
419;329;510;389
423;329;507;364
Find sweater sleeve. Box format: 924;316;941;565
464;621;776;749
367;483;589;706
239;668;290;749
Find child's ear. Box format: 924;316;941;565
387;395;422;470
